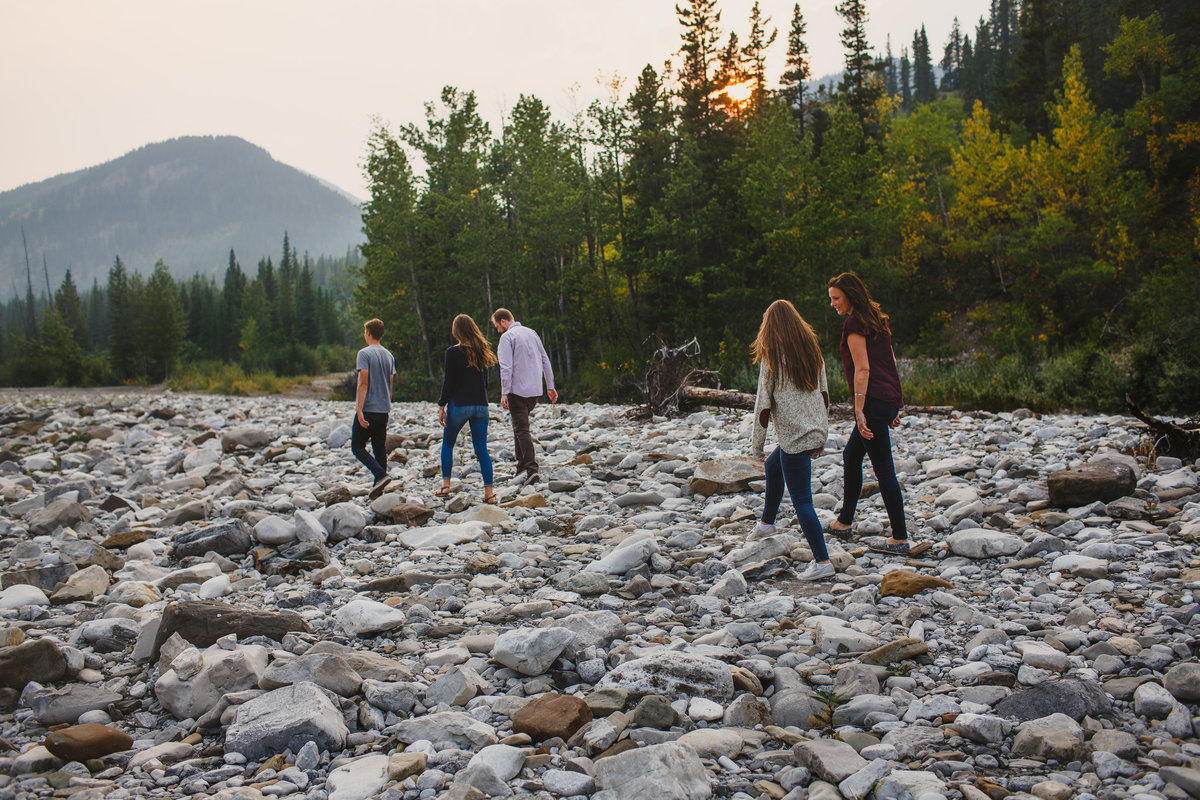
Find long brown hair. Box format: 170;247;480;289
751;300;823;391
827;272;890;339
452;314;498;371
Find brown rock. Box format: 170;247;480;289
151;600;311;659
975;671;1017;688
0;638;67;689
388;751;427;781
502;493;546;509
860;637;928;666
1047;463;1136;508
880;571;954;598
101;530;149;550
391;503;435;527
317;486;354;506
44;724;133;761
731;666;763;695
385;433;407;454
513;692;593;742
594;739;639;761
99;495;137;514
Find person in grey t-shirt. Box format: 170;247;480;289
353;318;396;499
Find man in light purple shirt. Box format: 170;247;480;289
491;308;558;484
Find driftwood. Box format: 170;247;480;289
642;337;955;419
1125;395;1200;459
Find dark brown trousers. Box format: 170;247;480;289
508;394;539;475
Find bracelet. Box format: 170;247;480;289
853;393;866;397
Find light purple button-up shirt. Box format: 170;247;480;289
498;322;555;398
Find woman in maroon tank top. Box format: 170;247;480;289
826;272;913;555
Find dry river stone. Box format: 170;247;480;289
0;638;66;689
1047;462;1136;507
593;740;712;800
224;681;349;760
994;678;1112;721
152;600;311;658
172;519;253;558
689;458;763;497
596;652;734;703
43;723;133;761
879;571;954;598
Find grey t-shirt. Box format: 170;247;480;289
356;344;395;413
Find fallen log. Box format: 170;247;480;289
680;385;754;410
1125;395;1200;459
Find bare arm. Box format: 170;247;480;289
847;333;873;440
355;370;369;427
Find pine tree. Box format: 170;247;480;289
676;0;722;140
836;0;882;123
900;47;913;110
53;270;87;348
884;36;899;98
780;4;811;134
912;26;936;103
742;2;777;95
108;257;140;381
141;261;186;380
942;18;963;90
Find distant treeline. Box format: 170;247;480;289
0;234;358;387
355;0;1199;412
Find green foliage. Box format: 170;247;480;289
166;361;290;396
810;689;849;738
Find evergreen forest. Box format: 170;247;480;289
4;0;1199;413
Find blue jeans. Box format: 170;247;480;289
351;411;388;482
762;446;829;562
441;403;493;486
839;398;908;540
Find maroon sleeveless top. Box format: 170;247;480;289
839;314;903;407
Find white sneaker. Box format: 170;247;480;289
796;561;835;581
748;522;777;540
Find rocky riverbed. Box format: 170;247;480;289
1;389;1199;800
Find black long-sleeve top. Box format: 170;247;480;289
437;345;489;407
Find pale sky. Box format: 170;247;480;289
1;0;989;201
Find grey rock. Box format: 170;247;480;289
597;652;734;703
593;741;712;800
224;682;349;761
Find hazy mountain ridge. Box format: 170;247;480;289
0;136;363;290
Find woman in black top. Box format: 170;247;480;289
436;314;498;504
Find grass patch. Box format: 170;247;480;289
167;362;293;396
901;347;1133;413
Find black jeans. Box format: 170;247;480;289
838;398;908;540
351;411;389;482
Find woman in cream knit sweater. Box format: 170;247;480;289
749;300;833;581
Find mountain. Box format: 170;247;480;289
0;136;363;291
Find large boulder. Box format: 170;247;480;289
151;600;311;659
491;627;575;676
28;499;92;536
154;643;269;720
1047;463;1136;507
593;741;712;800
945;529;1023;559
596;652;734;703
688;458;762;497
172;520;252;559
224;682;349;760
0;638;66;689
994;678;1112;721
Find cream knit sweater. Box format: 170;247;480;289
750;359;829;457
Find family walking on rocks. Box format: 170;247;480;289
351;309;557;505
354;274;914;568
751;273;916;579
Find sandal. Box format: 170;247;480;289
434;486;451;498
483;492;498;505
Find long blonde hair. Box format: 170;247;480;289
751;299;822;391
452;314;497;371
